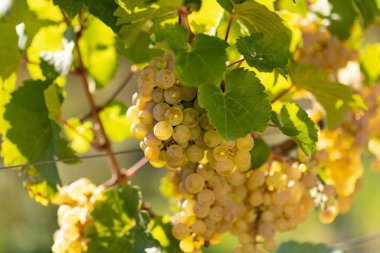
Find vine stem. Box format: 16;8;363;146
272;139;297;154
271;84;294;103
225;13;235;41
124;157;149;177
177;7;194;44
62;11;126;185
141;202;156;218
227;58;245;68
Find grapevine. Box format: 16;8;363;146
0;0;380;253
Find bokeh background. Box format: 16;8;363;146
1;59;380;253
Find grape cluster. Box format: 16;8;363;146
162;159;337;253
51;178;102;253
298;21;357;71
130;55;343;252
127;55;253;174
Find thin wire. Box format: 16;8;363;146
0;149;142;170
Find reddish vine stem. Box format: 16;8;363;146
80;66;137;121
177;7;194;44
271;84;294;103
63;11;125;185
272;139;297;154
225;13;235;41
141;202;156;218
227;58;245;67
124;157;149;177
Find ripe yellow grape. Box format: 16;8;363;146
154;121;173;140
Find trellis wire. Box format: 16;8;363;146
0;149;142;170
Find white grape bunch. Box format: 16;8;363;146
127;54;254;175
297;20;357;72
162;159;339;253
51;179;103;253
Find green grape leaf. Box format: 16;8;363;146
250;138;271;170
276;241;332;253
235;1;292;50
99;101;132;142
27;25;66;80
115;5;176;47
198;68;271;140
289;62;366;128
1;80;75;204
40;28;74;77
150;215;181;253
0;23;21;79
64;118;94;154
0;74;17;136
1;0;55;48
154;24;188;53
175;34;228;87
84;0;119;32
313;0;356;39
52;0;84;19
117;32;164;64
216;0;234;12
353;0;380;28
188;0;225;34
273;103;318;156
184;0;202;10
80;18;117;88
236;33;290;73
85;185;162;253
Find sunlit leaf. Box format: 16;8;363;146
85;184;162;253
115;5;176;47
0;23;21;79
198;68;271;139
188;0;224;33
99;101;132;142
27;24;66;80
272;103;318;155
27;0;63;22
79;17;117;88
175;34;228;87
1;80;75;204
64;118;94;154
289;62;366;128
